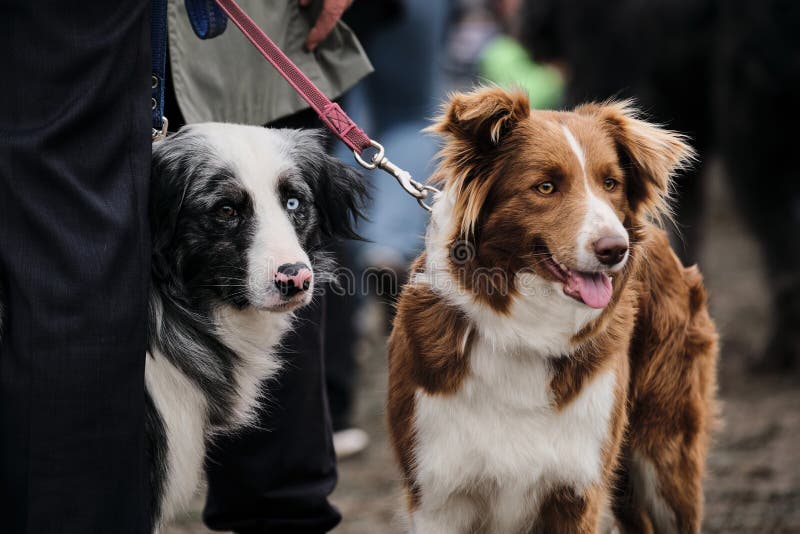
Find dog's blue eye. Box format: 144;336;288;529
286;198;300;211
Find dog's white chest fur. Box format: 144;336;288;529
145;349;208;518
412;337;617;533
145;305;286;524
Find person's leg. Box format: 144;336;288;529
0;1;152;532
202;298;341;533
324;242;360;433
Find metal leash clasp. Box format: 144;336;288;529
354;140;439;212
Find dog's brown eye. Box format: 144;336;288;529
536;182;556;195
603;178;619;192
217;205;237;218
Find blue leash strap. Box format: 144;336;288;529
151;0;168;140
184;0;229;39
151;0;228;141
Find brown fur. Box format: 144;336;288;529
532;486;603;534
387;255;475;510
387;87;718;532
614;230;719;533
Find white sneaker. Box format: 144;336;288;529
333;428;369;460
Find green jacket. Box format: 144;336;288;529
168;0;373;124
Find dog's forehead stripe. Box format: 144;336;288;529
561;125;587;175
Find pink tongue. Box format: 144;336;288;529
566;271;613;309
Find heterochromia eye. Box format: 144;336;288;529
536;181;556;195
603;178;619;192
217;205;237;218
286;198;300;211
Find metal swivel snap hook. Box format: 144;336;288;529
353;140;439;212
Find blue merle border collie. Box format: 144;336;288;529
1;123;366;529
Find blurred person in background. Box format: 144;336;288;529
446;0;564;109
518;0;800;370
713;0;800;371
166;0;371;531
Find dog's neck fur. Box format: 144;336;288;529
145;286;288;525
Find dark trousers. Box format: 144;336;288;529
0;1;152;533
164;81;342;532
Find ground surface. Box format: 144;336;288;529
167;167;800;533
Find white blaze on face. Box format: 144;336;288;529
245;175;312;306
561;125;629;272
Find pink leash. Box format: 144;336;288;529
213;0;437;210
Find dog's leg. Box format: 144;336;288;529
627;448;704;534
531;485;608;534
620;410;709;533
621;264;718;534
611;449;655;534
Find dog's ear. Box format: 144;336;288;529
150;137;191;283
430;88;530;237
430;86;531;149
578;100;696;220
315;153;368;240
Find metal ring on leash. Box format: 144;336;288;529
353;139;385;171
353;140;439;212
416;185;439;212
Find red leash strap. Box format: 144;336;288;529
212;0;437;210
213;0;371;154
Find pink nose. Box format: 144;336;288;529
275;262;312;297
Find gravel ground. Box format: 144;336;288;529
166;165;800;533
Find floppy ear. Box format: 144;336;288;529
149;134;196;285
429;87;531;237
431;86;531;149
578;100;696;220
315;153;368;240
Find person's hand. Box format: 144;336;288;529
298;0;353;52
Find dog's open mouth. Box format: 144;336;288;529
537;246;613;309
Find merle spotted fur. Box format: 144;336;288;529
142;126;366;525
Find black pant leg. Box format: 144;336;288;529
0;1;152;532
324;242;360;432
203;298;341;533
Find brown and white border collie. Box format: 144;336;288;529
387;87;718;533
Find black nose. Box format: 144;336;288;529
275;262;312;297
593;237;628;266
